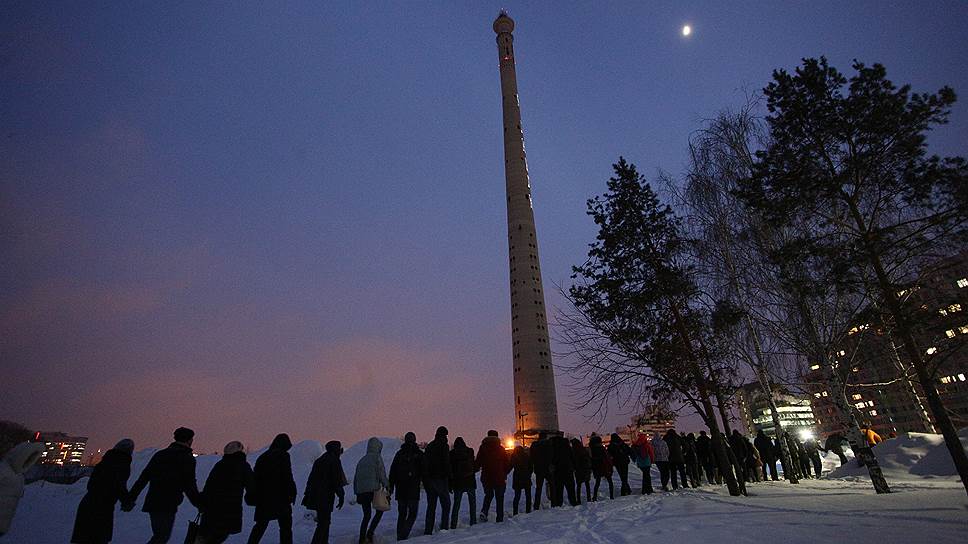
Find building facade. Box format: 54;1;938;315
493;12;560;442
736;382;817;439
33;431;87;466
615;405;677;442
807;251;968;438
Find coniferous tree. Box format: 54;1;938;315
740;58;968;495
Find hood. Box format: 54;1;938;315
453;437;467;449
325;440;342;455
366;437;383;454
3;442;44;475
270;433;293;451
610;433;624;444
589;435;602;445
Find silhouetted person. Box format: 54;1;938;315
651;432;670;491
510;444;532;515
422;426;451;535
588;435;614;500
571;438;592;504
477;431;510;522
729;430;749;484
303;441;347;544
607;433;632;496
754;430;777;481
389;433;423;539
549;434;577;507
128;427;202;544
803;438;822;479
354;438;388;544
823;432;849;466
695;431;715;484
71;439;134;544
630;432;654;494
448;437;476;529
195;441;253;544
664;430;687;490
247;433;296;544
683;433;701;487
529;432;552;509
389;433;423;540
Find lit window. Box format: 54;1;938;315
957;278;968;288
939;309;949;317
947;330;957;338
870;410;878;416
852;394;863;400
810;364;821;370
822;391;828;397
926;347;938;355
814;393;822;398
838;350;846;356
950;304;963;313
941;376;952;384
959;374;966;382
959;326;968;335
854;402;866;409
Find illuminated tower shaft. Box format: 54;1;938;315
493;12;560;440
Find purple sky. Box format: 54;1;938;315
3;1;968;455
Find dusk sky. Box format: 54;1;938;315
3;1;968;455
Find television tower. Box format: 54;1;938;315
493;11;560;441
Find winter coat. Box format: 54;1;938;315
303;441;347;511
529;437;552;477
664;431;685;464
476;436;510;489
695;433;712;463
728;432;749;463
651;436;670;463
389;441;424;501
550;436;575;477
606;435;631;469
0;442;44;535
71;448;131;543
681;435;695;463
354;438;389;495
510;446;533;490
631;435;655;470
803;438;820;456
588;437;613;478
863;428;882;447
754;432;775;463
824;434;846;454
251;434;297;521
129;442;201;513
571;441;592;483
423;434;451;483
198;451;253;536
448;439;476;492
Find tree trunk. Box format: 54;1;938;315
715;389;734;436
754;368;799;484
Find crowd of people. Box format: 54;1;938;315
63;424;876;544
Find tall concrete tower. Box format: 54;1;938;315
493;12;560;441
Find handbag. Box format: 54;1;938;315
184;513;201;544
372;486;391;512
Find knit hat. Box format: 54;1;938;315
173;427;195;443
224;441;244;455
113;439;135;454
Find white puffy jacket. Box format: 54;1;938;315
0;442;44;535
651;436;670;463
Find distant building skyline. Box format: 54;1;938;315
736;383;817;440
33;431;88;466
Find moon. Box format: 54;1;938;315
682;25;692;37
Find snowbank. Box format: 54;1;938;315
826;429;968;481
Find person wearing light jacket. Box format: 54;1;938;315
354;438;388;544
651;432;671;491
0;441;44;536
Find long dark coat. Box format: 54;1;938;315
389;441;424;501
664;431;685;464
476;436;510;489
589;437;613;478
754;432;776;463
606;436;631;469
251;434;297;521
71;449;131;543
695;433;712;464
128;442;201;513
448;438;476;492
303;441;347;512
529;437;552;477
510;446;533;490
549;435;575;477
422;435;451;483
199;451;253;536
571;440;592;483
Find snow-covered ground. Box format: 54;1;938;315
8;433;967;543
